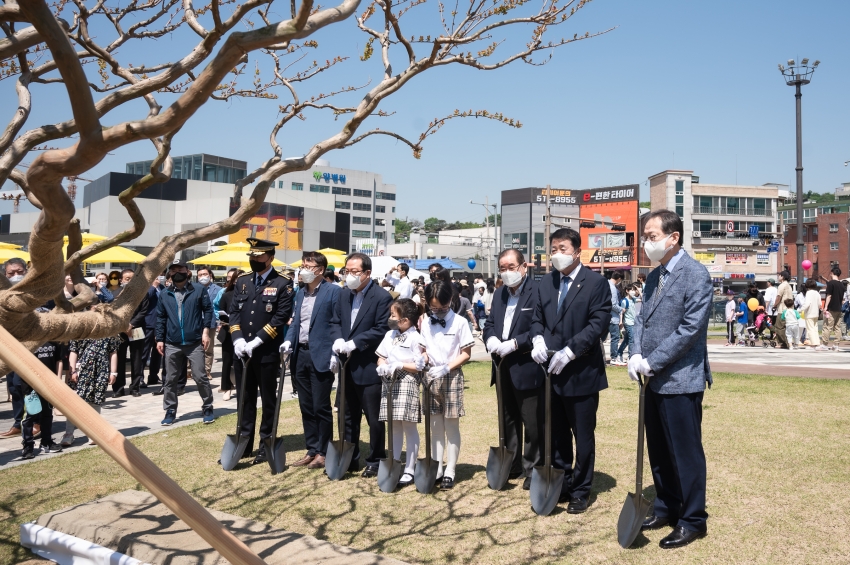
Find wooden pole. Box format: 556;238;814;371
0;326;265;565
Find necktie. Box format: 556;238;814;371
557;275;571;314
429;315;446;328
657;266;668;297
256;274;264;287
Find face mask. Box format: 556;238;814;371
431;306;450;319
99;282;107;289
628;291;636;297
120;282;127;287
387;318;400;331
8;274;23;284
345;274;362;290
157;276;166;284
500;269;523;287
643;234;675;262
171;272;188;283
249;259;267;273
300;269;317;284
551;253;575;272
198;276;211;285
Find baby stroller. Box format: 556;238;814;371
752;308;776;348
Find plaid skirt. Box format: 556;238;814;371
425;368;465;418
379;369;422;423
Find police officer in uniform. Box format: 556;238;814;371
229;238;294;464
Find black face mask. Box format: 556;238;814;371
429;272;436;282
249;259;267;273
171;272;188;283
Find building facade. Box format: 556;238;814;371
777;189;850;278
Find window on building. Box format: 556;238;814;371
375;231;385;239
694;220;712;232
813;245;818;253
332;186;351;196
375;218;385;226
392;219;395;225
803;207;816;219
353;189;372;198
726;197;739;214
829;223;839;232
376;192;396;201
335;201;350;209
784;246;788;254
353;203;371;211
698;196;713;210
803;227;807;236
675;180;684;218
353;216;371;225
753;198;766;215
392;207;396;212
292;182;303;191
352;230;371;238
375;205;386;213
278;181;284;189
812;227;818;236
830;242;839;250
310;184;329;193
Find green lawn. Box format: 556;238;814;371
1;362;849;564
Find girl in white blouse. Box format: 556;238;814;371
376;299;426;487
421;280;474;490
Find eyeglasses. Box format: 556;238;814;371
347;269;364;276
431;306;450;315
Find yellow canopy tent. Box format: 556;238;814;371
289;254;346;270
0;244;29;262
188;242;286;269
61;233;146;264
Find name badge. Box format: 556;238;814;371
266;303;273;313
263;288;277;296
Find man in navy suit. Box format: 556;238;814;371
530;228;611;514
629;209;712;549
483;248;544;490
332;253;392;477
282;251;341;470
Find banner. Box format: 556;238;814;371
355;238;382;256
725;253;748;265
585;248;631;268
695;252;716;265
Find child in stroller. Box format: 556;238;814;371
747;306;776;347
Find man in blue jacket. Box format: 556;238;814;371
156;262;214;426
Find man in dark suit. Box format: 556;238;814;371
629;209;712;549
332;253;392;477
142;274;163;386
530;227;611;514
282;251;341;470
483;248;543;490
229;238;294;465
115;269;150;398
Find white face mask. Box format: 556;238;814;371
500;269;523;288
8;274;23;284
644;234;675;262
346;273;362;290
628;291;636;297
551;253;575;273
300;269;317;284
198;276;211;285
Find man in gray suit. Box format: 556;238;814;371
628;209;712;550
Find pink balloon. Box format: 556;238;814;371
802;260;812;270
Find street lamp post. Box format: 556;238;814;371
778;58;819;288
470;197;498;279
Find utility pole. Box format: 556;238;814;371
543;185;552;274
484;195;491;278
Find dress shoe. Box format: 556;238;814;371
522;476;531;490
362;465;378;478
641;515;670;531
148;378;161;386
132;391;141;398
152;389;164;396
0;427;21;439
440;476;455;490
113;389;125;398
659;526;706;549
291;454;315;467
566;497;588;514
307;455;326;469
139;382;148;389
398;473;414;487
176;388;185;396
252;449;268;465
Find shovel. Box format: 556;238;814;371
486;357;515;491
415;373;439;494
325;355;356;481
220;355;251;471
263;353;289;475
617;374;652;548
377;368;403;493
530;352;565;516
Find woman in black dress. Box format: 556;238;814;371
217;269;244;401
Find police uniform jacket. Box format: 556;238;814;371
229;269;294;363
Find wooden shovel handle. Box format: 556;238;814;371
0;326;264;565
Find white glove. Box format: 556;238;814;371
280;341;292;354
486;337;502;354
340;340;357;355
413;353;426;371
549;347;575;375
376;364;391;377
332;338;346;354
628;354;654;381
233;338;247;358
329;354;339;372
428;364;450;380
637;357;654;378
531;335;549;364
244;336;263;358
495;339;517;357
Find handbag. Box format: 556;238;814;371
24;391;42;415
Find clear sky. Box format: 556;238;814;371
2;0;849;226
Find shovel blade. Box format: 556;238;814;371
220;434;250;472
414;457;439;494
264;437;287;476
617;492;652;548
325;439;356;481
485;446;516;491
530;465;565;516
377;457;403;493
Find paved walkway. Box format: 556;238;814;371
0;336;846;470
